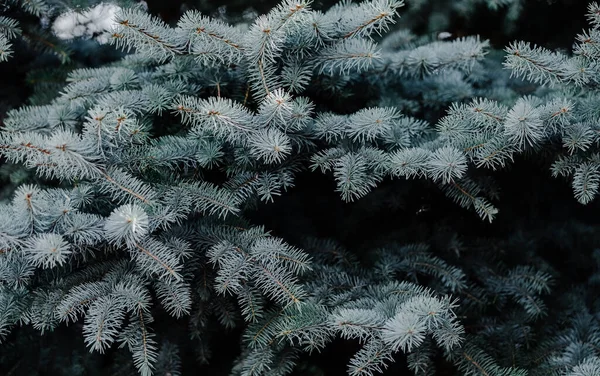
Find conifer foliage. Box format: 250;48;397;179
1;0;600;375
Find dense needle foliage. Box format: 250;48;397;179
1;0;600;375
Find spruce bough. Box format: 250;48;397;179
1;0;600;375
